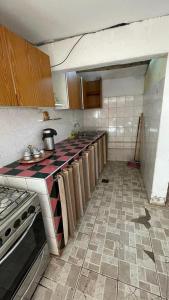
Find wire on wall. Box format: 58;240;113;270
51;34;86;68
50;23;128;68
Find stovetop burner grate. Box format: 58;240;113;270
0;186;30;220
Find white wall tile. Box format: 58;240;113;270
46;236;59;255
109;97;116;107
43;216;56;238
0;175;9;186
116;96;125;107
39;194;53;218
26;178;47;194
83;90;143;161
7;176;27;190
125;96;134;106
109;108;116;117
109;118;116;126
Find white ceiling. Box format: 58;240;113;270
79;64;148;80
0;0;169;44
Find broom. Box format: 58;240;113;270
127;113;143;169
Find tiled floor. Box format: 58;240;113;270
32;162;169;300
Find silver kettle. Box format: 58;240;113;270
42;128;57;151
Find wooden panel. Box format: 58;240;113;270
0;27;17;106
83;79;102;109
67;72;81;109
35;48;55;107
86;80;100;95
6;28;37;106
28;45;55;107
5;27;54;107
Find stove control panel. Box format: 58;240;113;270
0;193;40;248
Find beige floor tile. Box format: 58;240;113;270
117;281;162;299
74;268;117;300
150;227;169;256
44;257;80;285
32;285;53;300
78;214;96;235
60;232;90;266
154;254;169;298
107;220;152;249
83;222;119;279
118;245;160;296
146;206;169;230
33;258;80;300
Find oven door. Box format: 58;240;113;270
0;211;47;300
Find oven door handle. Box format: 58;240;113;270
0;212;38;265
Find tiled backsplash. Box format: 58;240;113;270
83;95;143;161
0;107;83;167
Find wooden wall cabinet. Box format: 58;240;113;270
82;78;102;109
0;27;17;106
52;71;102;110
52;71;82;109
0;26;55;107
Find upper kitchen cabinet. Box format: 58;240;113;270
0;27;17;106
67;71;82;109
28;45;55;107
0;26;55;107
82;78;102;109
52;70;82;109
52;71;69;108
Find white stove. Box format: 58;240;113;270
0;186;31;220
0;185;49;300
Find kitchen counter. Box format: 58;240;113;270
0;131;107;256
0;131;105;179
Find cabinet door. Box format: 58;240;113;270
0;27;17;106
67;72;82;109
6;28;54;107
36;48;55;107
52;71;69;108
28;45;55;107
6;28;37;106
82;79;102;109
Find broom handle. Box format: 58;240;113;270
134;116;141;161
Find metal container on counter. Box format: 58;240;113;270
42;128;57;150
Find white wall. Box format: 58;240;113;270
103;77;144;97
83;76;144;161
40;16;169;72
0;108;83;167
141;57;167;204
151;57;169;203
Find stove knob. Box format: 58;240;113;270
0;238;2;247
21;212;28;220
5;228;11;236
28;206;35;214
14;219;21;229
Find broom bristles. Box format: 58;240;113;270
127;160;140;169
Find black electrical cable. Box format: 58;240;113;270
51;33;86;68
50;23;128;68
